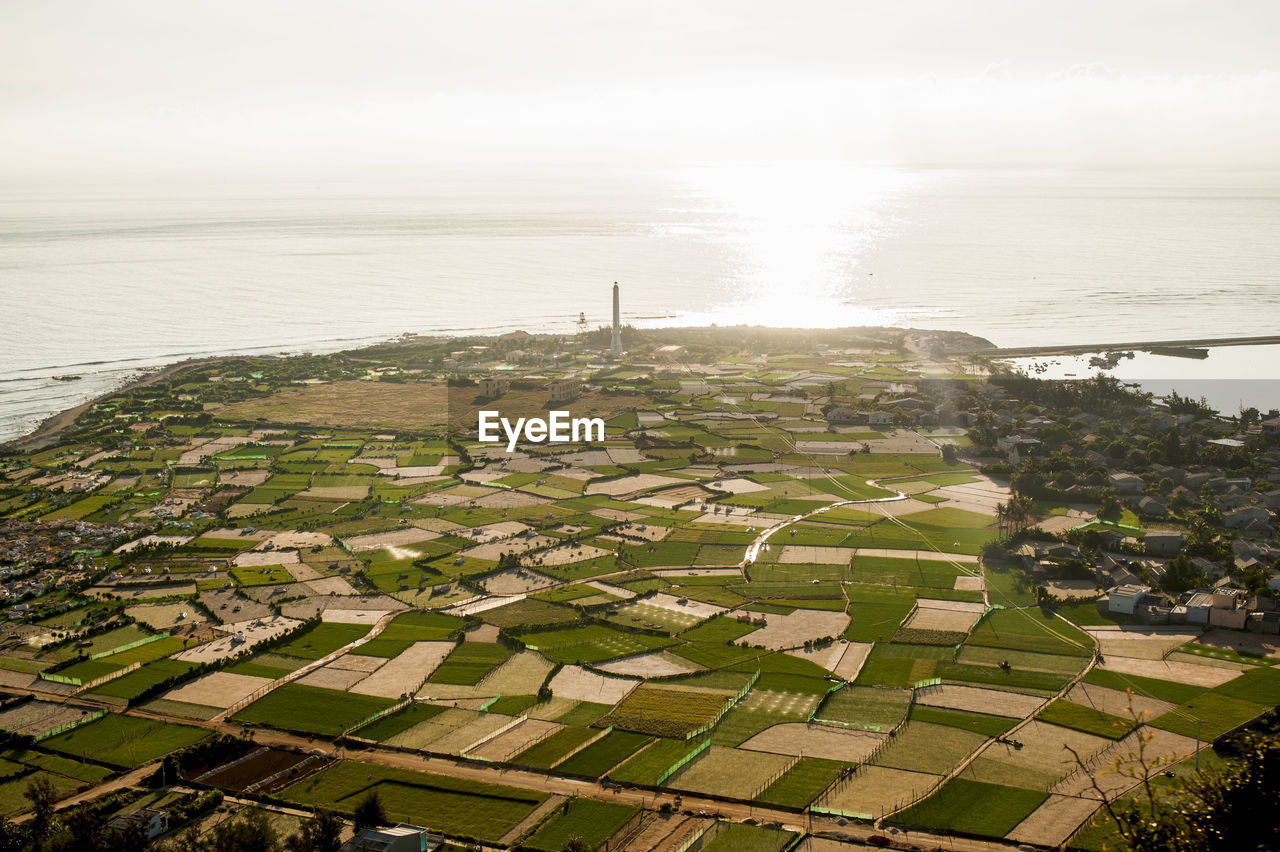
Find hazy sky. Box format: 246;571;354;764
4;1;1279;178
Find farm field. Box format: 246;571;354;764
232;683;398;736
41;714;209;767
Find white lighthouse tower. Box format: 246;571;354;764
611;282;622;358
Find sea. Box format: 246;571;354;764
3;162;1279;442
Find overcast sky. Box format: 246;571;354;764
3;1;1279;179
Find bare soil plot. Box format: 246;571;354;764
1084;626;1200;660
845;548;978;563
776;545;855;565
429;711;520;755
327;654;386;673
587;474;686;497
221;469;272;487
481;568;558;595
953;575;985;592
929;476;1011;515
707;478;771;494
597;651;703;678
1099;655;1241;687
298;666;367;691
528;542;613;567
351;641;454;698
785;642;846;673
614;523;673;542
467;718;563;762
587;580;637;599
114;534;193;554
733;610;851;651
834;642;873;681
914;684;1046;718
1042;580;1099;599
962;721;1113;789
548;665;639;704
466;624;501;643
462;536;558;561
819;765;943;818
302;577;359;597
234;549;301;567
285;563;323;581
418;651;555;701
282;594;402;622
1063;682;1175;720
126;601;205;630
901;599;986;633
861;430;939;454
1006;794;1107;846
0;671;35;690
165;672;275;709
443;595;525;617
1195;629;1280;660
0;701;86;738
873;722;989;775
265;531;334;549
669;746;794;796
343;528;442;552
385;707;482;749
198;590;274;623
647;594;726;620
743;723;885;762
474;490;552;509
1052;727;1198;799
176;616;303;664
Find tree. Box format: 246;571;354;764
285;809;343;852
353;792;386;831
24;776;58;844
206;808;278;852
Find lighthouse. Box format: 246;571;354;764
611;282;622;358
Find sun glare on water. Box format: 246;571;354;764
667;161;920;329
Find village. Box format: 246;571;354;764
0;323;1274;852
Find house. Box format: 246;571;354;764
825;407;866;425
1109;473;1144;495
1136;496;1169;517
997;435;1041;463
340;824;443;852
1144;530;1186;557
547;378;581;403
1109;584;1149;614
867;411;894;427
1096;528;1127;551
1224;506;1271;529
478;378;509;398
109;808;169;840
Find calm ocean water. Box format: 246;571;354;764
2;164;1279;441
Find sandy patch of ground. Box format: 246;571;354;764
1099;655;1241;687
586;580;636;599
0;701;93;737
460;535;558;561
280;594;403;621
443;595;524;617
1064;682;1176;720
221;469;272;487
928;476;1010;515
527;542;613;567
849;548;979;563
114;534;193;554
226;504;274;518
902;599;986;633
953;575;986;592
417;650;555;701
613;522;672;541
303;576;359;596
1043;580;1100;599
343;528;442;552
465;623;501;643
165;672;274;709
706;478;772;494
776;545;855;565
321;609;395;625
298;485;370;500
1085;625;1200;660
0;671;36;690
587;474;686;497
964;721;1113;789
385;708;488;751
589;508;647;523
597;651;703;678
819;765;942;819
734;609;851;651
690;510;764;526
298;666;368;691
429;713;522;756
285;563;323;581
548;665;638;704
670;746;795;797
744;723;886;762
1006;794;1108;846
914;684;1046;718
199;590;274;623
1195;629;1280;660
785;642;846;672
327;654;386;673
126;601;205;630
468;717;564;762
646;593;726;620
264;531;334;549
351;641;454;698
1052;727;1199;799
234;549;300;567
480;568;558;595
175;616;302;664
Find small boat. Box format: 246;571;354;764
51;375;82;382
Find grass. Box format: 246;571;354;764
842;584;915;642
553;730;652;777
523;798;639;852
232;683;398;736
599;685;731;738
85;658;196;700
230;564;294;586
359;610;467;657
966;607;1092;656
1037;699;1137;740
428;642;511;685
1148;692;1270;740
281;759;547;843
272;622;371;660
754;757;845;808
873;722;989;775
699;822;794;852
815;685;912;729
906;705;1018;737
511;727;599;769
893;778;1048;837
41;714;209;768
848;555;965;590
517;624;675;664
1082;669;1207;705
353;702;447;742
609;737;707;785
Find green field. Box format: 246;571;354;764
232;683;398;736
906;705;1018;737
816;685;912;729
352;702;447;741
428;642;510;685
282;760;547;843
1037;699;1137;740
358;610;466;657
600;685;732;738
523;798;639;851
843;584;916;642
272;622;371;660
609;737;707;785
699;822;794;852
754;757;845;808
553;730;652;777
517;624;675;664
41;714;209;768
1082;669;1206;705
511;726;599;769
230;564;295;586
966;608;1092;656
894;778;1048;836
85;658;197;701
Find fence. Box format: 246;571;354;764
749;754;798;799
88;631;170;661
34;708;106;742
599;808;649;852
655;737;711;786
76;661;141;692
683;669;760;740
342;696;413;739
